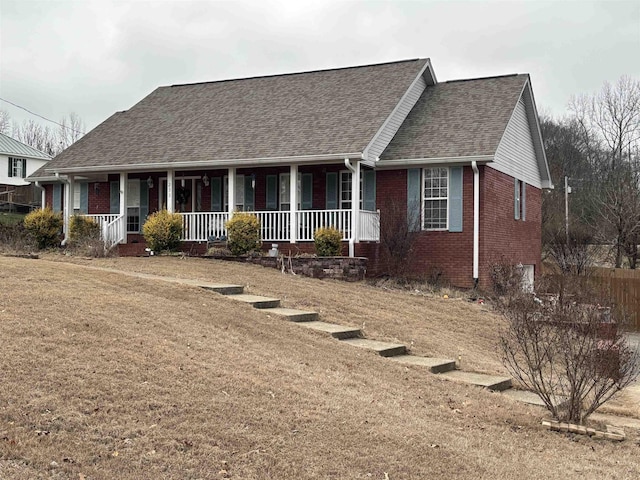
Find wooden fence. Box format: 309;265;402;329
542;265;640;330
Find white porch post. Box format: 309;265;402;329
62;175;74;244
289;164;298;243
228;167;236;215
40;185;46;209
352;160;361;245
119;172;128;244
166;169;174;213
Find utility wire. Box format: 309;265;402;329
0;96;86;135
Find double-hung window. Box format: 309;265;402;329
8;157;26;178
127;179;141;233
339;171;365;210
423;167;448;230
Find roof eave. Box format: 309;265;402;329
44;152;365;175
376;154;494;169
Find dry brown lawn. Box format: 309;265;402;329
1;255;639;479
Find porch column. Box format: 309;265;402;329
228;167;236;215
119;172;128;244
352;160;361;244
289;164;298;243
166;169;174;213
40;185;46;209
62;175;74;244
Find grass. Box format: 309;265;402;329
1;255;639;479
0;212;25;225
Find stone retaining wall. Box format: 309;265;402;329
205;255;367;281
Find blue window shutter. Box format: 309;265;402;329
110;181;119;214
514;179;520;220
21;159;27;178
326;172;338;209
52;183;62;212
7;158;11;177
301;173;313;210
363;169;376;212
211;177;222;212
521;182;526;221
80;183;89;214
140;181;149;223
244;175;255;211
266;175;278;210
448;166;463;232
196;181;202;212
407;168;421;232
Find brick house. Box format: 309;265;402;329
28;58;552;288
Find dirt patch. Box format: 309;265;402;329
1;255;639;479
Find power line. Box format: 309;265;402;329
0;96;86;135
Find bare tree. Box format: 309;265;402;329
58;112;85;150
12;119;58;156
378;197;420;279
0;110;10;135
571;76;640;172
499;276;639;424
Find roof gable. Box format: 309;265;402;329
0;133;52;160
380;74;530;162
43;59;429;173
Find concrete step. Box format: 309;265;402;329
266;308;319;322
200;284;245;295
296;321;361;340
340;338;407;357
227;294;281;309
389;355;456;374
437;370;512;391
502;389;567;407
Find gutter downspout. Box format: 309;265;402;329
471;161;480;288
34;181;45;209
344;158;357;257
55;172;71;246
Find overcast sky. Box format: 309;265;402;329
1;0;638;134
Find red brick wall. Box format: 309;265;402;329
479;167;542;287
373;166;542;289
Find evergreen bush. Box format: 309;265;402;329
142;210;183;252
314;227;342;256
225;213;261;255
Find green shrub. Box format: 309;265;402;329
142;210;183;252
314;227;342;256
69;215;100;243
23;208;63;249
225;213;261;255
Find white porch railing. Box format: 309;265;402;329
179;209;379;243
296;209;352;241
359;210;380;241
182;212;230;241
83;214;120;232
102;214;125;250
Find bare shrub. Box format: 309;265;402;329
499;275;640;424
379;198;419;278
0;222;35;253
490;260;525;296
545;225;599;276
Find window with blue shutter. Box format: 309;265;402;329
244;175;255;211
80;183;89;214
110;181;119;214
301;173;313;210
52;183;62;212
514;179;521;220
140;181;149;223
266;175;278;210
210;177;222;212
326;172;338;209
362;170;376;212
448;167;463;232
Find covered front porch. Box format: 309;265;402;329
68;161;380;254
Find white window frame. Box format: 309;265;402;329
127;178;141;233
339;170;364;210
9;157;25;178
422;167;449;231
73;183;81;212
279;173;302;211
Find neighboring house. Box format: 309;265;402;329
28;58;552;288
1;133;51;209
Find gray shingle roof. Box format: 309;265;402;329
43;59;428;172
380;74;529;160
0;133;52;160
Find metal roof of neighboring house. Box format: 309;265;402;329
0;133;52;160
40;59;429;172
380;74;529;160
